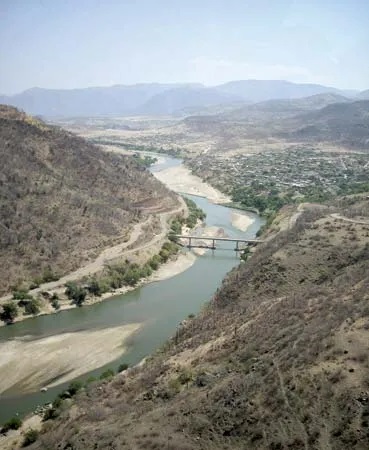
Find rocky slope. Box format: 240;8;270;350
30;195;369;450
0;105;178;294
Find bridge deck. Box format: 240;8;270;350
173;235;263;244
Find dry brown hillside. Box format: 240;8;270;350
31;195;369;450
0;105;177;294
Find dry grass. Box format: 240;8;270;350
27;195;369;450
0;106;178;294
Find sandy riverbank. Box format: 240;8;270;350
230;211;255;231
154;165;231;204
0;248;197;328
180;226;227;256
149;251;196;282
0;194;189;325
0;323;141;394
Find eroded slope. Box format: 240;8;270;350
32;196;369;450
0;105;178;294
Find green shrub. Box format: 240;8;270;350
240;247;251;261
42;267;59;283
1;416;22;433
178;369;193;385
85;376;97;385
140;264;153;278
51;294;60;310
148;255;161;270
117;363;129;373
68;381;83;396
86;279;102;296
43;407;60;421
100;368;115;380
0;302;18;324
22;429;39;447
24;298;40;315
123;267;141;286
29;277;42;289
12;290;33;301
65;282;87;306
159;248;170;262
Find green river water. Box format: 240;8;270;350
0;156;263;423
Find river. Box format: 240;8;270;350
0;156;263;423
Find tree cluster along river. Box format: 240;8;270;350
0;156;263;423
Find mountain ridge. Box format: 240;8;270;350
0;80;362;117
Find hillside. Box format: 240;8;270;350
0;80;356;117
220;93;351;121
281;100;369;149
358;90;369;100
171;99;369;152
29;195;369;449
0;105;178;295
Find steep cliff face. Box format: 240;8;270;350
30;195;369;450
0;105;177;294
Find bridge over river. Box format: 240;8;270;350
173;235;264;251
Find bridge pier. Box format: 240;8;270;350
234;240;240;252
187;237;192;248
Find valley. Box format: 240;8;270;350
1;81;369;450
2;1;369;447
0;150;260;430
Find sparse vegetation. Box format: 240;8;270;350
1;416;22;433
50;293;60;310
22;429;39;447
118;363;129;373
0;302;18;324
0;105;178;295
65;282;87;307
169;197;206;242
23;298;40;315
32;196;369;450
99;369;115;380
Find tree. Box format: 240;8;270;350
86;279;102;296
51;293;60;310
24;298;40;315
0;302;18;324
72;288;86;307
65;282;87;306
123;268;141;286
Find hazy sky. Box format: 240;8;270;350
1;0;368;94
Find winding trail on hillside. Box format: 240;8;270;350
0;197;187;304
330;212;369;225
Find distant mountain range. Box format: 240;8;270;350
358;89;369;99
280;99;369;148
0;80;366;117
180;97;369;150
219;93;352;121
